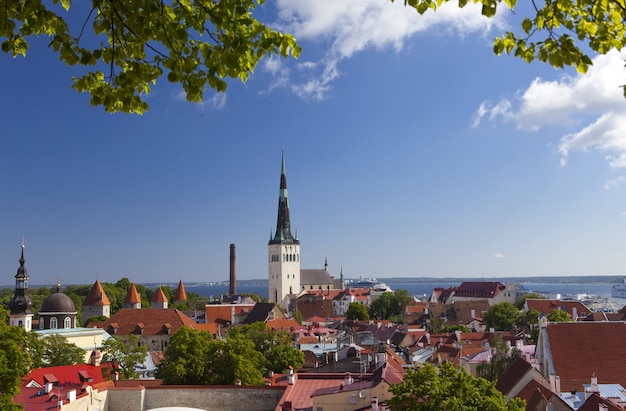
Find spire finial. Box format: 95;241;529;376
56;277;61;292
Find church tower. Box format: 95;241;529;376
9;242;33;331
268;149;300;305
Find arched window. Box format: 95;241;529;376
64;317;71;329
50;317;58;329
39;319;44;329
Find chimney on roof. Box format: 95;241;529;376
591;372;599;393
67;389;76;403
572;307;578;321
230;244;236;295
372;396;379;411
599;404;609;411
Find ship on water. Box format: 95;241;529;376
612;278;626;298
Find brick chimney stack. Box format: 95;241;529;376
230;244;236;295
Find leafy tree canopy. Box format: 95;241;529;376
0;0;300;114
369;289;413;321
346;302;370;321
101;335;147;379
388;363;525;411
477;335;520;382
483;302;521;331
0;308;34;410
40;334;86;366
399;0;626;96
546;309;572;322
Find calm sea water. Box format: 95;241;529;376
184;281;625;303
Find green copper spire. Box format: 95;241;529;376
269;149;299;245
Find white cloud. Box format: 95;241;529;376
493;253;505;258
474;50;626;169
604;176;626;190
273;0;506;100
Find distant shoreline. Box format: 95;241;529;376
3;275;623;289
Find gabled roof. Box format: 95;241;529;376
151;287;168;303
83;280;110;306
173;279;187;302
545;322;626;391
496;356;534;395
123;283;141;304
99;308;197;335
526;299;591;319
300;269;334;285
578;392;623;411
241;302;282;324
24;364;106;387
454;282;504;298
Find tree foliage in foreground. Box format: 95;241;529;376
156;327;265;385
388;363;525;411
483;302;521;331
399;0;626;96
0;308;32;410
101;335;147;379
0;0;300;114
40;334;86;367
477;335;520;382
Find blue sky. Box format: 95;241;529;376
2;1;626;285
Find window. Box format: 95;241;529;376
64;317;71;329
39;319;44;329
50;317;58;329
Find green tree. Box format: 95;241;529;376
399;0;626;96
346;302;370;321
547;309;572;322
477;335;520;382
40;334;86;366
157;327;266;385
483;302;521;331
388;363;525;411
156;327;213;384
441;324;470;333
369;289;412;321
0;308;33;410
227;322;304;373
101;335;147;379
0;0;300;114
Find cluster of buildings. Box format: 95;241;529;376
7;151;626;410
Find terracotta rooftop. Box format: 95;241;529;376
123;283;141;304
545;322;626;391
24;364;107;388
526;299;591;319
99;308;198;335
83;280;110;306
173;279;187;302
151;287;168;303
454;281;504;298
496;356;534;395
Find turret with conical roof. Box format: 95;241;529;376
82;280;111;325
9;242;33;331
124;283;142;309
151;287;169;309
173;280;187;304
269;149;299;246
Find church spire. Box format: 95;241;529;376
269;148;299;245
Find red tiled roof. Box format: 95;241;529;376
124;283;141;304
173;279;187;302
545;322;626;391
454;282;504;298
83;280;110;306
25;364;106;387
526;299;591;319
275;374;351;411
151;287;168;303
99;308;198;335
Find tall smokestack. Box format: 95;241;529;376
229;244;236;295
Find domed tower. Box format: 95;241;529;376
268;149;300;305
9;242;33;331
39;279;78;330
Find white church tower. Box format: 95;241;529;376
268;149;300;306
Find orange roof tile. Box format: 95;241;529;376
99;308;198;336
83;280;111;306
124;283;141;304
545;322;626;391
173;279;187;302
152;287;168;303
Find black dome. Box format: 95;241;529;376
41;292;76;312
